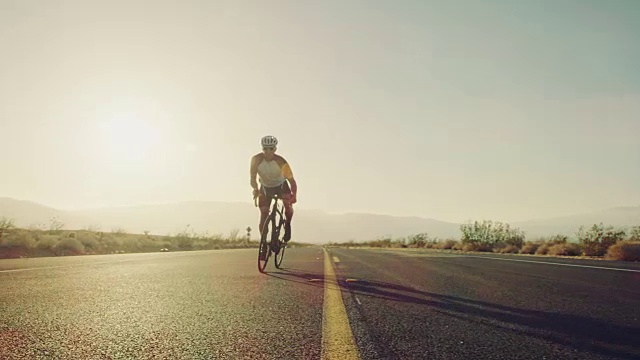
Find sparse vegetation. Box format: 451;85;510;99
327;221;640;262
0;224;280;259
2;214;637;261
0;220;313;259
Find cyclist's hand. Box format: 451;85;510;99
252;189;260;199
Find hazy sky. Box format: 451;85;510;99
1;0;639;223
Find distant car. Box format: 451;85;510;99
160;248;169;252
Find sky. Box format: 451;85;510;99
1;0;639;224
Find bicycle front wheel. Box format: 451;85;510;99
257;218;272;273
274;237;285;269
271;213;285;269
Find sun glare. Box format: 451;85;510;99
99;114;161;162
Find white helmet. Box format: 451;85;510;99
261;135;278;147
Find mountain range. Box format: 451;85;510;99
1;197;638;243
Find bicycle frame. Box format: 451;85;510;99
268;194;286;243
255;190;286;239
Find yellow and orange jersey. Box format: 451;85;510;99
250;153;294;188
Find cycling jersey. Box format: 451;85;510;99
251;153;294;188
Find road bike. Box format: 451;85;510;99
254;192;287;273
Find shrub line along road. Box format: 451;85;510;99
1;247;639;359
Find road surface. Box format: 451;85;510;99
1;247;639;359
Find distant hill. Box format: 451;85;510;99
1;197;638;243
0;198;93;230
0;198;460;243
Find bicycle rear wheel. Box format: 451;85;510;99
257;217;272;273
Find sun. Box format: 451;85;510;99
99;113;161;162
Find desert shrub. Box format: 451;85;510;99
36;235;59;250
628;226;640;242
547;234;568;245
547;243;582;256
77;233;100;252
424;240;439;249
577;223;625;256
47;217;65;234
437;239;458;250
606;241;640;261
100;234;122;251
535;244;550;255
462;242;493;252
497;245;520;254
460;220;525;251
138;236;159;250
407;233;429;248
55;238;85;255
5;231;36;249
520;241;541;254
121;236;141;251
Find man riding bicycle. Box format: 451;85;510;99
250;135;297;241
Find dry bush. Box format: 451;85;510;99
520;242;541;254
36;235;59;250
547;243;582;256
497;245;520;254
462;243;493;252
577;223;625;256
606;241;640;261
535;244;550;255
55;238;85;255
424;241;437;249
437;239;458;250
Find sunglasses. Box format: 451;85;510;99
262;147;276;152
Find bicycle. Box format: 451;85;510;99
254;191;287;273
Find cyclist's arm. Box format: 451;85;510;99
282;162;297;196
250;155;259;191
288;178;297;197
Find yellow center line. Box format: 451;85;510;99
321;248;360;360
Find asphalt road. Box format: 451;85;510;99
1;247;639;359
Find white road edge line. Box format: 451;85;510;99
0;252;201;273
0;259;138;273
463;255;640;273
367;248;640;273
0;264;75;273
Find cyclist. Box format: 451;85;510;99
250;135;297;241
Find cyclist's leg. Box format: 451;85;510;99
280;183;294;241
